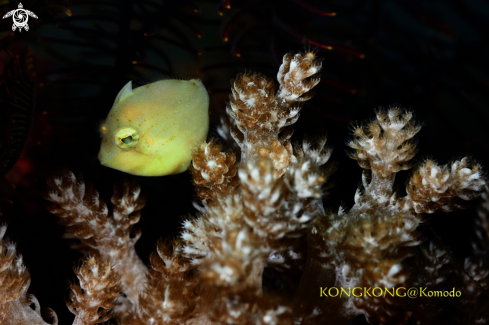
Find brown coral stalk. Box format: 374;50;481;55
67;257;121;325
44;171;147;310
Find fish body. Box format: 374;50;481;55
98;79;209;176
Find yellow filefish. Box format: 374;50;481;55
98;79;209;176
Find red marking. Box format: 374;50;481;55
217;2;224;16
292;0;336;16
276;17;365;59
305;37;365;58
5;154;33;187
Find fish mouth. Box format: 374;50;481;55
98;146;119;166
97;151;107;166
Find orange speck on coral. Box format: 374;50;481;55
258;147;270;157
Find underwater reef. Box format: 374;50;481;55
1;50;489;324
2;0;489;324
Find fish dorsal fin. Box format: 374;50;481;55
114;81;133;105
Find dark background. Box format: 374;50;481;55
1;0;489;323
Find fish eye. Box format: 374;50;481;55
121;136;133;144
114;127;139;149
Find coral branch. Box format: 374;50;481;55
348;107;420;198
136;239;198;325
276;52;322;102
67;257;121;325
44;171;147;311
226;51;322;173
189;140;239;201
304;106;485;323
405;158;485;213
0;225;57;324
